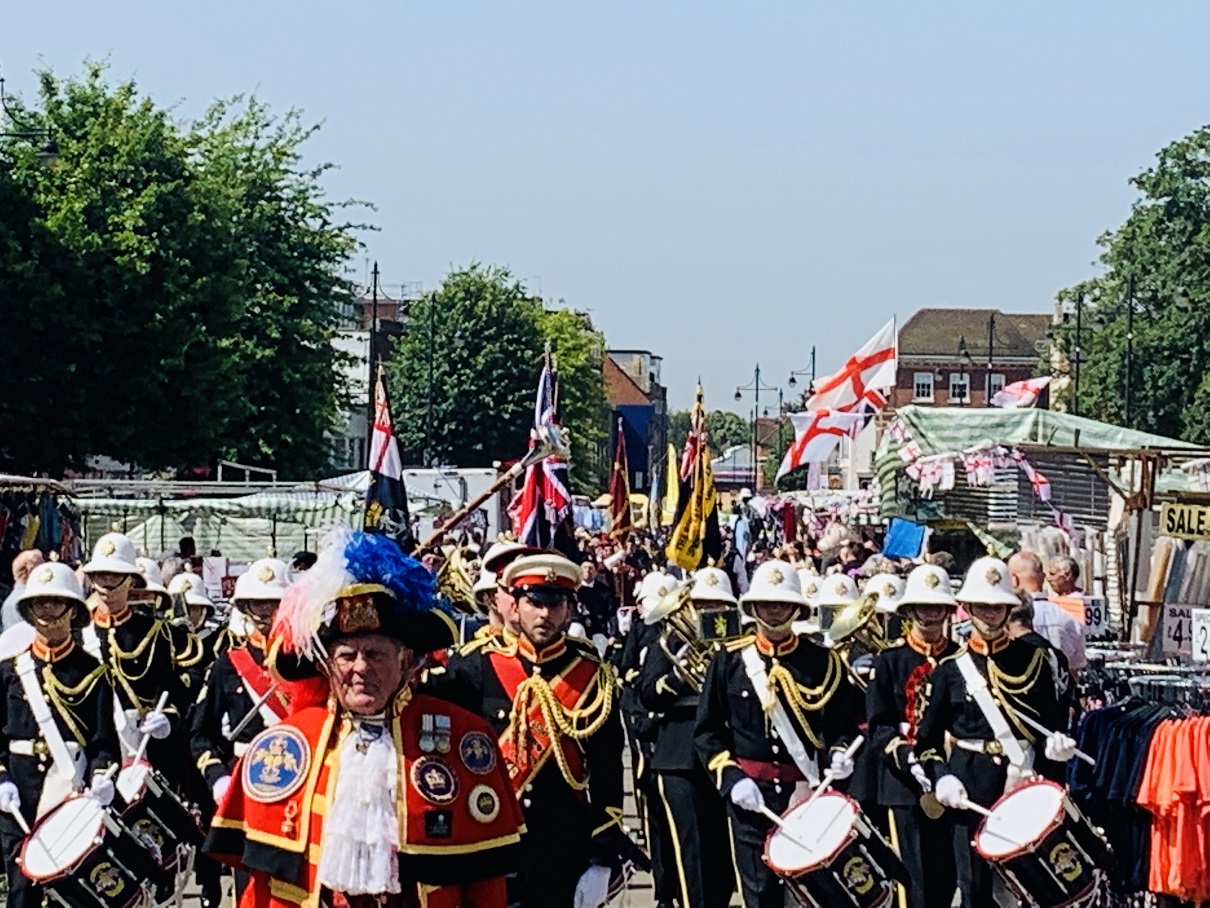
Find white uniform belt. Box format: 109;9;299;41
9;740;82;758
234;742;249;758
953;738;1029;756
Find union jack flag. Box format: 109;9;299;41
513;353;571;548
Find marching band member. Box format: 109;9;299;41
914;557;1076;906
639;566;737;908
424;552;626;908
168;569;227;690
0;563;121;908
695;559;861;908
861;564;960;908
81;533;186;781
206;532;523;908
135;556;207;691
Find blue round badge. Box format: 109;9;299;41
412;756;459;805
459;731;497;775
242;726;311;803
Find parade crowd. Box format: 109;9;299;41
0;506;1115;908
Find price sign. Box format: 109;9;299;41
1193;609;1210;664
1163;605;1192;657
1083;597;1108;637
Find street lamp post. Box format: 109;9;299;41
735;365;779;489
788;346;816;397
956;336;973;406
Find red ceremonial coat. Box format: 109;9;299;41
205;691;524;908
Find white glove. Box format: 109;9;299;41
1044;732;1078;763
910;761;932;793
729;777;766;812
934;774;969;809
0;781;20;814
88;774;115;807
829;750;855;781
572;864;612;908
139;710;172;740
616;608;633;635
212;775;232;804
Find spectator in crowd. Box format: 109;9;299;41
1008;551;1087;672
1045;555;1083;596
2;550;45;632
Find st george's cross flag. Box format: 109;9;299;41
775;410;869;480
805;319;897;413
991;376;1051;409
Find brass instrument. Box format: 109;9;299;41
827;592;893;690
436;545;479;615
644;580;742;692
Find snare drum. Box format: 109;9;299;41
18;795;150;908
764;791;904;908
974;779;1112;908
116;760;204;869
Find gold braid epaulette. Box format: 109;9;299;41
174;630;205;669
764;650;843;749
508;660;616;791
43;664;106;746
991;648;1048;743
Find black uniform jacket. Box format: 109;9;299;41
190;641;273;787
638;628;705;773
694;633;860;797
86;604;188;726
914;634;1064;807
0;639;120;827
423;632;625;864
856;635;959;807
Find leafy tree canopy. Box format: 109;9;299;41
667;409;751;456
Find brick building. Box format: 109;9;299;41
889;308;1052;409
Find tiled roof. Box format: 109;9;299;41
898;308;1051;359
604;356;650;407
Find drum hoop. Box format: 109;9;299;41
972;778;1067;862
19;797;108;882
764;791;860;874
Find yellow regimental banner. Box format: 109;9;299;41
661;443;680;527
666;446;716;570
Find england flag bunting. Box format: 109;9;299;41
513;352;572;549
991;377;1051;409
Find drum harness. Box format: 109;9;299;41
741;645;828;788
13;652;86;818
953;652;1032;776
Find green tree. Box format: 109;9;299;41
1054;126;1210;441
666;409;750;455
0;64;360;477
537;308;608;493
388;265;545;466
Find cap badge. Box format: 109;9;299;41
805;583;818;596
834;580;849;595
337;593;381;634
258;565;276;583
99;540;116;556
767;569;784;585
704;573;720;587
923;573;941;589
544;568;558;583
35;566;55;585
985;568;1002;586
884;582;898;597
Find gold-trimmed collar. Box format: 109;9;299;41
516;636;567;664
93;603;132;628
969;633;1011;656
754;634;798;657
32;637;75;663
906;633;950;658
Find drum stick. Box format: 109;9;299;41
132;691;171;766
956;798;994;819
6;805;30;836
756;805;814;853
800;734;865;814
226;683;280;742
1011;712;1096;767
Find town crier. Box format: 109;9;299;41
204;531;523;908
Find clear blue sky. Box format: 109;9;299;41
7;2;1209;413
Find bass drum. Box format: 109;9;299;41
974;779;1112;908
764;791;906;908
18;795;152;908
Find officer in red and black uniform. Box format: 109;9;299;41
205;531;522;908
424;552;627;908
860;564;960;908
695;559;862;908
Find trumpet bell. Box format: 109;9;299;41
644;581;692;626
829;596;876;645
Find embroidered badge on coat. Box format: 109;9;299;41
242;726;311;803
412;756;459;804
459;731;497;775
468;784;500;824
